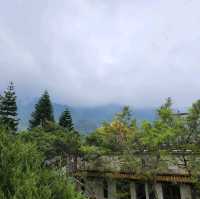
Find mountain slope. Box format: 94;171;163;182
18;101;156;133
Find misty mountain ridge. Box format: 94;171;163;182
17;99;164;133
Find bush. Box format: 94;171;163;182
0;127;85;199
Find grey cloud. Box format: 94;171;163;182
0;0;200;107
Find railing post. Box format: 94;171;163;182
145;183;150;199
130;182;136;199
180;184;192;199
155;183;164;199
108;179;116;199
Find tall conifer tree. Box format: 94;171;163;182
59;108;74;131
0;82;18;132
29;90;54;129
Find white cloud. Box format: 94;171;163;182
0;0;200;107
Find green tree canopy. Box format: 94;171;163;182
59;108;74;131
20;127;81;160
29;91;54;129
0;82;18;132
82;106;137;157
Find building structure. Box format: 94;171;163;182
75;155;199;199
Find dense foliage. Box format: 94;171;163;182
0;127;85;199
20;125;81;161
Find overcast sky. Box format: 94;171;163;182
0;0;200;107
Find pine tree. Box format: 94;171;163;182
0;82;18;132
59;108;74;131
29;90;54;129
